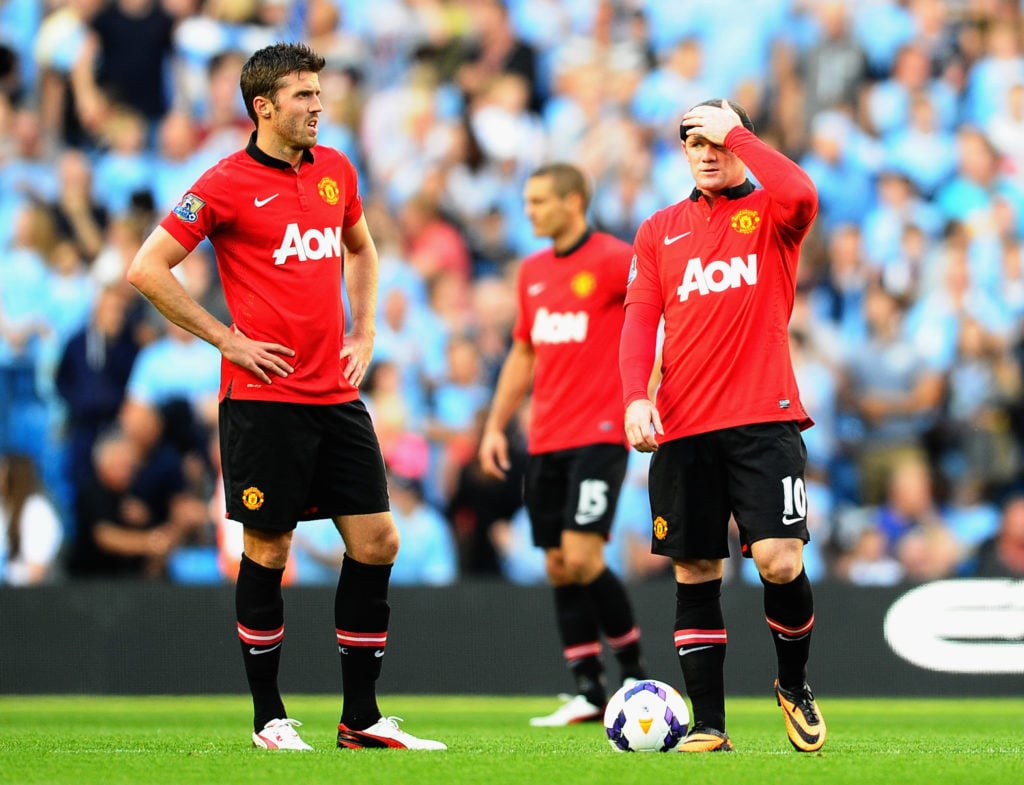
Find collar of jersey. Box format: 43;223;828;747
689;179;755;202
245;132;315;169
553;227;592;258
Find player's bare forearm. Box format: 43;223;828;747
480;341;534;478
340;217;381;385
127;227;294;383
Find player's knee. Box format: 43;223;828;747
756;555;803;584
751;538;804;584
545;549;569;584
562;553;603;584
352;528;400;565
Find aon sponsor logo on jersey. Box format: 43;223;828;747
676;254;757;301
273;223;343;265
531;307;589;344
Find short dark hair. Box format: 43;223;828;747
679;98;755;140
240;42;326;124
529;162;591;211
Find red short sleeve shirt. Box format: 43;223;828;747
513;231;632;453
161;139;363;404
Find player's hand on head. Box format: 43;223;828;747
223;325;295;384
681;100;741;146
624;399;663;453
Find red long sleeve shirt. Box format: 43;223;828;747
619;127;817;442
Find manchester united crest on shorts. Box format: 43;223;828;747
653;516;668;540
730;208;760;234
318;176;340;205
242;486;265;511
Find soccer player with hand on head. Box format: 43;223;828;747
480;163;649;727
619;99;826;753
127;42;444;752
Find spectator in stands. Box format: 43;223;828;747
56;284;140;494
864;41;959;138
71;0;178;138
799;111;877;234
385;432;458;586
68;427;181;578
0;107;60;240
971;492;1024;577
362;358;416;461
89;107;153;216
398;191;473;283
630;37;712;148
840;283;945;505
797;1;868;125
940;316;1021;490
34;0;102;147
48;148;108;261
985;81;1024;177
423;331;491;505
124;319;221;431
0;452;64;585
0;201;54;458
151;110;207;214
193;50;252;161
859;169;943;283
962;19;1024;126
880;92;958;199
455;0;542;112
836;455;959;584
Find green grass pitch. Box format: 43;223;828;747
1;695;1021;785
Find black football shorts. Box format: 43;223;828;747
219;398;389;531
648;421;810;560
524;442;629;549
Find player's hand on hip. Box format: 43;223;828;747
624;399;663;453
478;428;510;480
340;331;374;387
223;325;295;384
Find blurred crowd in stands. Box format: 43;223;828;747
2;0;1024;587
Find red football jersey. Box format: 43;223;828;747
622;128;817;441
161;138;364;404
513;231;631;454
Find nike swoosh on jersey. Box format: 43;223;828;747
527;282;546;296
782;516;805;526
254;194;280;207
664;231;692;245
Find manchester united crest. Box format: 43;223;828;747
242;486;265;511
730;208;760;234
571;271;596;298
653;516;668;540
317;176;340;205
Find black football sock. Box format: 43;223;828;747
675;579;727;731
586;567;647;682
762;567;814;690
336;554;392;730
553;583;606;706
236;554;287;731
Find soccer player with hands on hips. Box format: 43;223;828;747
619;99;826;753
127;42;444;752
479;163;649;727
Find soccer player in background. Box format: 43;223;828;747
479;163;649;726
126;42;445;752
619;100;826;752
